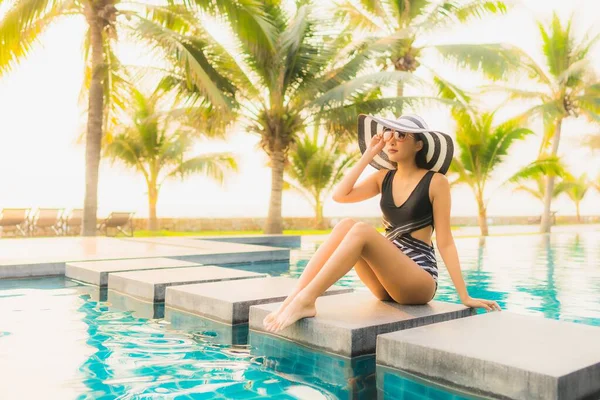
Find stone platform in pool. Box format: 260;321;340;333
249;292;474;357
0;236;294;279
108;266;266;302
66;257;200;286
165;276;353;324
376;311;600;400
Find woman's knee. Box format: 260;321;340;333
347;221;375;238
333;218;358;232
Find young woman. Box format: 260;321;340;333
263;114;501;333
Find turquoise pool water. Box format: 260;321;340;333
1;232;599;399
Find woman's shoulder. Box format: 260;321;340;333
429;171;450;192
372;168;391;191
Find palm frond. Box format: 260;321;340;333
0;0;70;75
515;99;565;125
186;0;276;56
166;152;238;184
279;5;318;95
283;178;315;205
481;84;548;102
81;38;132;138
432;43;551;83
333;0;386;32
447;157;473;187
538;13;573;80
513;183;544;202
104;133;150;182
133;16;237;110
390;0;431;24
309;70;425;109
575;83;600;120
504;156;565;185
482;120;533;177
422;0;507;28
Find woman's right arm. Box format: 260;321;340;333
332;134;387;203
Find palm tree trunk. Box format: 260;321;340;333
575;202;581;223
315;197;324;230
82;6;105;236
147;181;159;231
265;139;285;234
395;80;404;117
540;119;563;233
477;195;489;236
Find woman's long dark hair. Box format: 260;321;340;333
415;137;429;169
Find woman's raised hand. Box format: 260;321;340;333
366;132;387;159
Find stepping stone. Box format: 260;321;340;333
165;276;353;325
376;311;600;400
107;290;164;320
66;257;199;286
127;237;291;264
165;308;249;345
109;266;266;302
249;292;473;357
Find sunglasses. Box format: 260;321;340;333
382;129;414;142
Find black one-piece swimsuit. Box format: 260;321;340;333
380;169;439;295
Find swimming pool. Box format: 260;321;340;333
1;232;598;399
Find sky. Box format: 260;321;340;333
0;0;599;219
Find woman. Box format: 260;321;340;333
263;114;501;333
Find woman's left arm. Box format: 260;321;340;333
431;174;501;312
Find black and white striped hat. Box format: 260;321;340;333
357;113;454;174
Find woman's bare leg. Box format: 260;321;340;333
263;218;382;324
264;222;435;332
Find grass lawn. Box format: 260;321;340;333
133;229;347;237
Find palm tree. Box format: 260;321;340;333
104;86;238;231
284;133;358;229
171;2;426;233
470;13;600;233
553;173;591;223
449;111;536;236
334;0;507;115
441;80;562;236
0;1;245;235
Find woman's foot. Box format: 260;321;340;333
265;292;316;333
262;289;300;327
262;304;285;327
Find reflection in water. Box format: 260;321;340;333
377;365;486;400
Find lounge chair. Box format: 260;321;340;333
0;208;30;237
98;212;135;237
29;208;64;236
63;209;83;236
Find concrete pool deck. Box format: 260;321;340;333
0;236;292;279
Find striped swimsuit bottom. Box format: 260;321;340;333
389;233;439;296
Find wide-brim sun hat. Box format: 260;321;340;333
357;113;454;174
